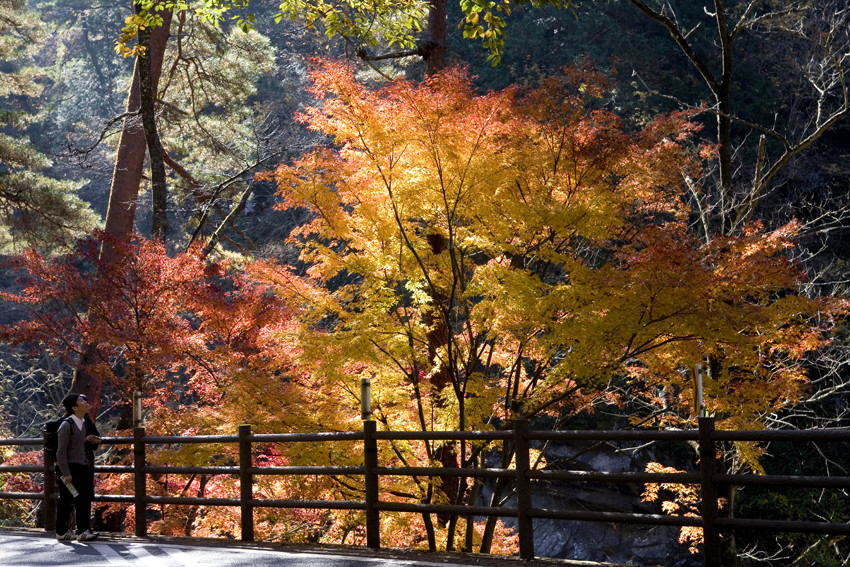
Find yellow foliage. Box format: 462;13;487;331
254;62;844;552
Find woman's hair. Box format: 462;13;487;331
61;394;81;417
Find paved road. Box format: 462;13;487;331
0;531;485;567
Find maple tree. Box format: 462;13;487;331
260;60;844;552
0;232;296;409
0;230;373;541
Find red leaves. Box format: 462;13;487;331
0;231;299;409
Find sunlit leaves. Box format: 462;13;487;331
276;0;427;49
115;0;255;57
115;4;165;57
460;0;578;64
268;61;844;446
115;0;428;60
571;221;841;435
642;462;710;554
268;60;698;432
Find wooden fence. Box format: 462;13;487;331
1;417;849;567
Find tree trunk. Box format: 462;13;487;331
136;3;169;240
100;9;172;263
70;8;173;416
478;477;509;554
712;0;735;234
421;3;452;537
425;0;447;75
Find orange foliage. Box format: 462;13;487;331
266;60;841;435
3;59;845;554
261;61;844;551
641;462;713;555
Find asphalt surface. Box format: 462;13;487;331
0;528;630;567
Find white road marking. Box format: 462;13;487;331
90;543;129;565
125;544;167;566
159;545;201;567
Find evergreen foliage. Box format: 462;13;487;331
0;0;99;252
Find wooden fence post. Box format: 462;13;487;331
42;430;56;532
134;426;147;537
364;419;380;549
699;417;720;567
239;424;254;542
513;419;534;560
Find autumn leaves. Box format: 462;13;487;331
2;59;842;545
267;61;837;438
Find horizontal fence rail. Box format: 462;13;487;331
2;418;849;567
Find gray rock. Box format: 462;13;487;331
477;440;701;566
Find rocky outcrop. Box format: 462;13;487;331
480;439;701;566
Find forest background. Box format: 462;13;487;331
0;0;849;565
